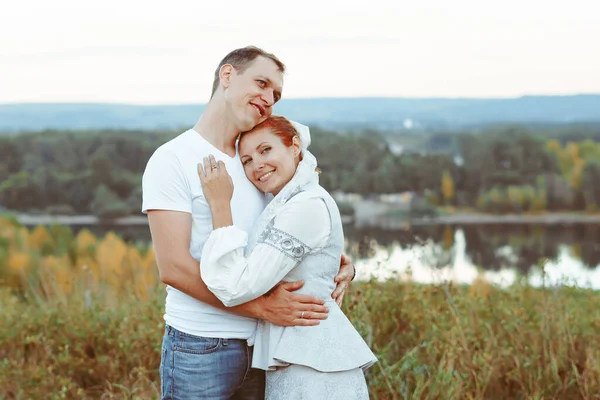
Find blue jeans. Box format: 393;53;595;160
160;325;265;400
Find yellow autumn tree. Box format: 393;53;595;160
75;254;102;286
28;225;53;253
570;244;582;260
75;229;101;281
7;252;30;273
442;226;454;250
545;139;562;154
553;142;587;190
441;170;455;205
8;227;31;252
40;255;74;299
142;247;157;271
75;229;98;257
570;157;586;190
126;247;149;300
96;232;128;288
139;247;159;299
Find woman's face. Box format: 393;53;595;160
239;128;301;196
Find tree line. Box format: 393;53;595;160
1;125;600;219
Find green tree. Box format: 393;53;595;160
90;185;130;220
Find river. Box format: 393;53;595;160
52;220;600;290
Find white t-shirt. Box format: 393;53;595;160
142;129;267;339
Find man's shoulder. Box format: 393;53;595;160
157;129;195;152
149;130;197;161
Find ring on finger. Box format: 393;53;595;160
211;164;218;170
301;311;305;319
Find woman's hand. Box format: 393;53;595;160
198;155;234;228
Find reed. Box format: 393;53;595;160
1;217;599;399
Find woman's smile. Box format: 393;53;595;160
258;170;275;182
240;126;300;196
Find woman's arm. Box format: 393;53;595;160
198;154;330;307
201;196;331;307
198;155;234;229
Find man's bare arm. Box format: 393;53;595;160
147;209;329;326
148;210;222;307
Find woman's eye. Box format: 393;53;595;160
261;147;271;154
242;159;252;165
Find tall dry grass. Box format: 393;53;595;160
1;216;600;399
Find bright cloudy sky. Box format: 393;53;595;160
1;0;599;104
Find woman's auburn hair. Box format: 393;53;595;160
240;116;321;172
239;115;299;148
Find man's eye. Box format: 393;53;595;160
257;80;266;87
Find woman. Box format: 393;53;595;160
198;116;377;399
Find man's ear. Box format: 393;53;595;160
219;64;234;89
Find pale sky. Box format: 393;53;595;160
2;0;599;104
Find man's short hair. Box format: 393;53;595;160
211;46;285;97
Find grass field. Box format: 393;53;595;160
1;216;600;399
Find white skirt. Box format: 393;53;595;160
265;364;369;400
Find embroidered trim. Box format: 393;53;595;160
258;225;311;262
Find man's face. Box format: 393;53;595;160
224;57;284;132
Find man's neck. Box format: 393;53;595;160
192;101;239;157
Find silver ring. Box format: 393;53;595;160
301;311;305;319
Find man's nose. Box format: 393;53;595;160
261;90;275;107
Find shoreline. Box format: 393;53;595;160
8;212;600;227
409;212;600;226
12;214;149;226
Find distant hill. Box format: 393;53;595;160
1;95;599;132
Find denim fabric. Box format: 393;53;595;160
160;325;265;400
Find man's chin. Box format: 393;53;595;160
255;113;268;124
241;117;262;132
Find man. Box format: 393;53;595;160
142;46;355;399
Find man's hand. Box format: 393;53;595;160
252;281;329;326
332;254;355;307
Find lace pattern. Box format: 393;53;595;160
266;365;369;400
258;225;312;263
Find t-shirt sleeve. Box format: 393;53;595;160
141;147;191;214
